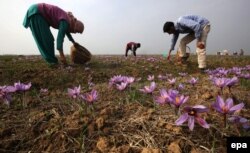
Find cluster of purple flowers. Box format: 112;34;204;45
109;75;135;91
139;82;156;94
157;73;172;81
206;66;250;79
211;76;239;92
154;87;209;131
0;81;32;105
68;85;98;104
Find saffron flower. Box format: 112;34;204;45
218;68;228;77
188;77;198;86
139;82;156;94
228;115;250;129
14;81;32;91
116;82;128;91
226;77;238;92
154;89;179;105
147;75;154;81
109;75;124;86
158;74;167;80
212;96;244;127
170;95;189;108
178;83;185;90
212;77;228;94
81;90;98;104
0;86;16;105
212;96;244;115
179;72;188;77
109;75;135;90
168;78;176;86
175;105;210;131
68;85;81;99
165;89;179;102
154;89;169;105
125;77;135;84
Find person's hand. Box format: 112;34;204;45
197;42;205;49
60;56;68;65
59;51;68;66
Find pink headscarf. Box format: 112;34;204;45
67;12;84;33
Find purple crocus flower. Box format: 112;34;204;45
178;83;185;90
116;82;128;91
228;115;250;129
68;85;81;99
218;68;228;77
212;96;244;127
242;73;250;79
226;77;238;92
109;75;124;86
212;96;244;115
0;86;16;105
139;82;156;94
168;78;176;86
125;77;135;84
212;77;228;93
154;89;169;105
158;74;167;81
109;75;135;89
188;77;198;86
154;89;179;105
81;90;98;104
147;75;154;81
14;81;32;91
170;95;189;108
179;72;188;77
175;105;210;131
1;86;16;93
165;89;179;102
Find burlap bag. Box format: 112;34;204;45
70;44;91;64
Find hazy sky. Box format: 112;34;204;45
0;0;250;55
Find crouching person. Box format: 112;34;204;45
23;3;84;66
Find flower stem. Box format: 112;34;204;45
224;114;227;128
175;107;180;116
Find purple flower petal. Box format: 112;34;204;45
4;86;16;93
196;116;210;129
154;96;167;105
213;96;224;113
193;105;209;113
228;103;244;114
225;98;234;110
175;113;189;125
188;116;195;131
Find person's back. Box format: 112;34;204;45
125;42;141;57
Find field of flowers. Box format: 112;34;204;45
0;55;250;153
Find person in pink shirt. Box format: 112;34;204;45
23;3;84;66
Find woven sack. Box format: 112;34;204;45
70;44;91;64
